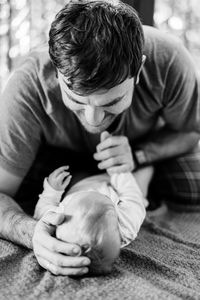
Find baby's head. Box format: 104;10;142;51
56;191;121;274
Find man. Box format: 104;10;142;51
0;0;199;276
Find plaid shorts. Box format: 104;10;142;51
148;143;200;209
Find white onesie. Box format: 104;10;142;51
34;172;148;247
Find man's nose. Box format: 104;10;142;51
85;105;105;126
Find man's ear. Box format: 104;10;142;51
135;55;146;84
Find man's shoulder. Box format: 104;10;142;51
143;25;182;59
18;45;55;80
13;45;60;105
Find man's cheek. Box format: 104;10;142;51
63;100;83;112
106;103;131;115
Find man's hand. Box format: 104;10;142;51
94;131;135;174
48;166;72;191
32;210;90;276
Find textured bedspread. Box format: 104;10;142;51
1;203;200;300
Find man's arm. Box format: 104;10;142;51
133;130;200;166
0;194;36;248
133;35;200;166
0;168;36;248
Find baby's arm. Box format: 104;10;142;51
133;166;154;198
110;166;153;247
33;166;72;220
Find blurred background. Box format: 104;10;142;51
0;0;200;92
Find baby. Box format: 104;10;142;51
34;166;153;274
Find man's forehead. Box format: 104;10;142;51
58;72;134;104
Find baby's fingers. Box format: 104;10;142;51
52;166;69;177
57;172;72;187
62;174;72;188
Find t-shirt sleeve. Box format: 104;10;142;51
0;69;42;177
162;39;200;132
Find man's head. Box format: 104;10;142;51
56;191;121;274
49;0;145;133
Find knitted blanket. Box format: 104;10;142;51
1;204;200;300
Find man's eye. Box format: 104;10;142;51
64;91;84;105
73;100;84;105
69;98;84;105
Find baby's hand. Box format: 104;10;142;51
48;166;72;191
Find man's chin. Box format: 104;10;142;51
77;114;118;134
82;123;109;134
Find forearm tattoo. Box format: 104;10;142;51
0;193;37;249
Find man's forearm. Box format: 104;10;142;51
134;129;200;165
0;193;37;249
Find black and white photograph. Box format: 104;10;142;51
0;0;200;299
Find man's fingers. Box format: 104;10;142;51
100;131;110;142
107;164;131;174
94;146;124;161
41;211;66;227
36;211;66;235
34;228;81;256
97;136;127;152
95;134;134;173
35;244;90;268
97;155;127;170
32;208;90;277
37;257;89;276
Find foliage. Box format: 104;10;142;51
154;0;200;75
0;0;200;91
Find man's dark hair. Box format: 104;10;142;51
49;0;144;94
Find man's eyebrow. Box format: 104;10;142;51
101;96;125;107
64;91;125;107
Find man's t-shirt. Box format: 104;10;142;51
0;26;200;178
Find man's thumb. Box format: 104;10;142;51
100;131;110;142
42;210;65;227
